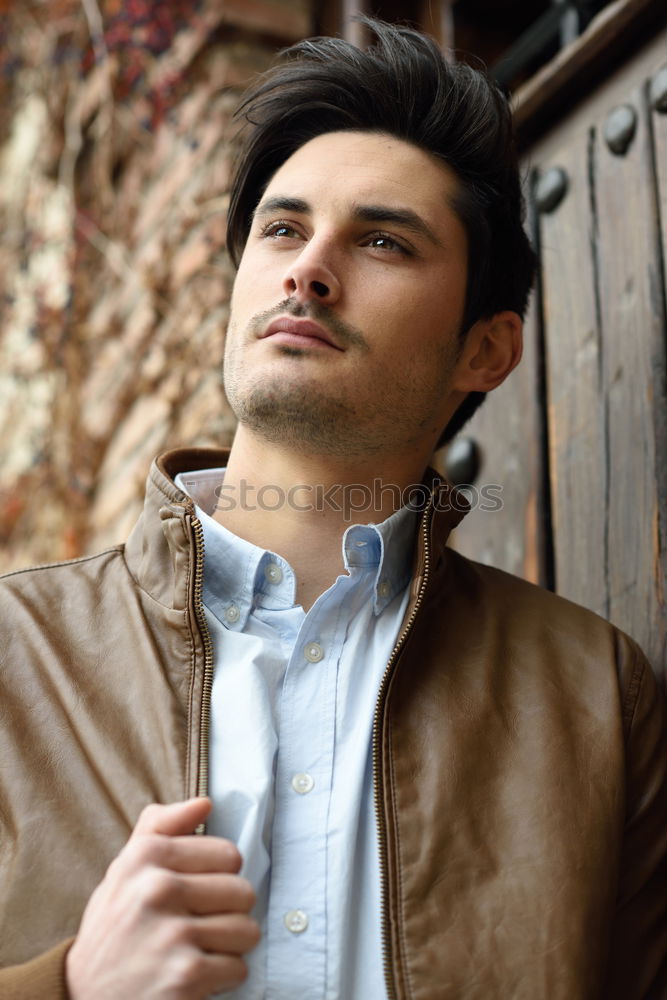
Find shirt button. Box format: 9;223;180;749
225;604;240;623
291;772;314;795
304;641;324;663
284;909;308;934
378;579;391;598
264;562;283;584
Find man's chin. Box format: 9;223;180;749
226;385;381;457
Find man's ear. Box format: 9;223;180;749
451;310;523;393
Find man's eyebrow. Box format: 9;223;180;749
352;204;443;247
253;196;310;218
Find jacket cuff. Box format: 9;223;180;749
0;938;74;999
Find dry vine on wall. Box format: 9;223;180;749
0;0;310;571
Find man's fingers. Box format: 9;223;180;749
118;831;242;879
67;797;258;1000
195;913;261;956
162;835;242;875
181;873;256;915
134;798;212;837
195;954;249;994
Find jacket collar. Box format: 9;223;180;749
123;447;470;610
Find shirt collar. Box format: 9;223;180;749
176;467;417;622
342;503;417;614
175;468;296;630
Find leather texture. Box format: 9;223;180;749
0;447;666;998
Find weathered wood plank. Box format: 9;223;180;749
524;28;667;169
652;70;667;308
593;81;667;671
538;133;608;617
220;0;312;42
512;0;663;147
648;80;667;682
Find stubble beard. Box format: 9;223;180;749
223;301;460;459
224;347;384;458
223;301;388;458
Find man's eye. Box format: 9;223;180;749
365;233;408;254
261;221;299;239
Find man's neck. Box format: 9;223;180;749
212;426;431;611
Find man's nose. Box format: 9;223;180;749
282;242;341;305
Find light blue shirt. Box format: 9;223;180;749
176;468;417;1000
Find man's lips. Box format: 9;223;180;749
259;316;344;351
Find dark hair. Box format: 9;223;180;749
226;17;537;444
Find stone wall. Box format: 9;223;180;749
0;0;312;572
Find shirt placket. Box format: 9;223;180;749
264;581;353;998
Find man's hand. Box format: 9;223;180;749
66;797;260;999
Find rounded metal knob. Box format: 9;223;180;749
535;167;568;214
603;104;637;155
444;436;481;486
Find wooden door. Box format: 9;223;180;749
448;26;667;680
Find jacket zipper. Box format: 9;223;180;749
373;499;434;1000
190;516;215;803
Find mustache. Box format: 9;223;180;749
250;298;369;352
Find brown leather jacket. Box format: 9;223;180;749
1;448;666;999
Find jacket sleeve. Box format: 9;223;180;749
0;938;73;999
603;633;667;999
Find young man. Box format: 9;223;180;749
1;19;666;1000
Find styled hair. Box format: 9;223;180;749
227;17;537;444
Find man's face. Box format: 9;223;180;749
224;130;470;460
